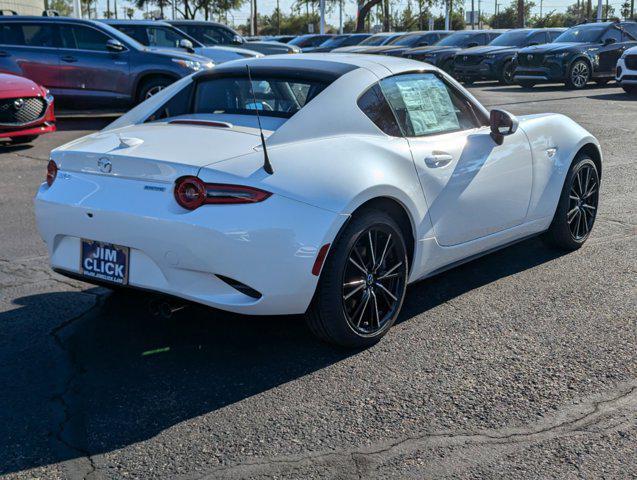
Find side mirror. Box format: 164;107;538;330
603;37;616;45
490;109;518;144
106;38;125;52
178;38;194;53
232;34;244;45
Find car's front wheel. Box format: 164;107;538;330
306;209;408;348
544;154;599;250
137;77;173;103
500;60;515;85
566;60;591;89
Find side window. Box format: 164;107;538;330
117;26;148;45
0;23;57;47
472;33;486;45
601;27;622;43
529;32;547;45
61;25;111;51
357;84;402;136
147;27;183;48
379;73;481;137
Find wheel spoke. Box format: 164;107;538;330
576;169;584;197
343;282;365;301
379;261;403;280
376;282;398;302
569;194;580;202
377;272;401;281
348;257;368;276
376;233;392;272
567;206;579;223
368;231;376;270
582;204;596;212
371;290;380;328
355;291;370;327
584;183;597;199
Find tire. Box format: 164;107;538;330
543;155;599;251
137;77;173;103
622;85;637;95
499;61;515;85
519;80;536;89
566;59;591;89
305;209;408;348
8;135;38;145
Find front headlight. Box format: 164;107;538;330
172;58;214;71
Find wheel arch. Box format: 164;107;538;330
568;55;594;74
576;142;602;179
133;71;180;102
342;196;418;275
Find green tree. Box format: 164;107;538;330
48;0;72;15
489;0;534;28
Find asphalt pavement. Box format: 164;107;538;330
0;84;635;479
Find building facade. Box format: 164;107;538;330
0;0;45;15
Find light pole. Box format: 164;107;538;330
320;0;326;34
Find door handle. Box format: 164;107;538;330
424;152;453;168
61;56;78;63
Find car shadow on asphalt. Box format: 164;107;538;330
586;92;634;101
0;235;566;476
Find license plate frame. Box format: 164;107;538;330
80;239;130;286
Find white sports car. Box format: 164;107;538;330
35;54;602;347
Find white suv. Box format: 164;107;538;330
617;45;637;94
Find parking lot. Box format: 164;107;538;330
1;83;635;479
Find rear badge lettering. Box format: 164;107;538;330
144;185;166;192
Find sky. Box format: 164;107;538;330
104;0;630;30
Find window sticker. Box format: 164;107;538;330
382;74;461;136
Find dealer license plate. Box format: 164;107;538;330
80;239;129;285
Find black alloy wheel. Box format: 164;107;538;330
500;61;515;85
306;209;408;348
544;155;599;250
341;226;406;336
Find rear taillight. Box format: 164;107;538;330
46;160;57;186
174;176;271;210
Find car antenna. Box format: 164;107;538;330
245;64;274;175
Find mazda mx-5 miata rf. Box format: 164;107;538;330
35;54;602;347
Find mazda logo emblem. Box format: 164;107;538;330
98;157;112;173
463;56;468;60
13;98;24;110
527;54;533;61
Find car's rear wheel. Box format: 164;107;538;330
500;61;515;85
8;135;38;145
544;155;599;250
566;60;591;89
137;77;173;103
306;209;408;348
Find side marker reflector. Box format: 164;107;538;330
312;243;331;276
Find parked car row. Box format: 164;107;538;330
2;13;636;146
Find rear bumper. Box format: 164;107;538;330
34;173;346;315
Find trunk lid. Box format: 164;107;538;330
53;122;269;183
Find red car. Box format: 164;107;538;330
0;73;55;145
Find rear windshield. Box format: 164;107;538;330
192;76;328;118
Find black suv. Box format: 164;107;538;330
403;30;504;73
453;28;564;85
513;21;637;88
0;16;214;106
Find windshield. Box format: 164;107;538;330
436;32;478;47
358;34;387;46
319;35;348;47
554;25;606;43
117;25;192;48
178;24;236;46
489;30;530;46
193;76;328;119
392;33;428;46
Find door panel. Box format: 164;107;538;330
58;24;130;97
409;127;533;246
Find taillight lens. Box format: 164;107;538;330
46;160;57;186
174;176;271;210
